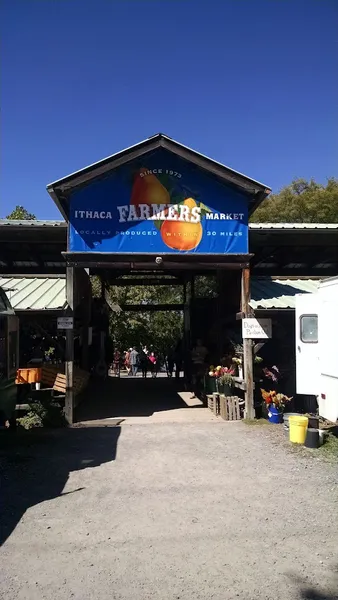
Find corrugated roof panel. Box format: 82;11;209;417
249;223;338;230
0;220;336;230
0;220;66;227
0;277;66;311
0;275;323;312
250;278;321;309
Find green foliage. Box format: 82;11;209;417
92;277;184;353
251;178;338;223
91;274;222;353
17;400;66;429
17;411;43;430
318;431;338;461
6;205;36;220
194;276;218;298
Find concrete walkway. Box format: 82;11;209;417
1;422;337;600
75;376;219;424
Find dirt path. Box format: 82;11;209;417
1;422;337;600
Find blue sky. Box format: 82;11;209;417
1;0;337;220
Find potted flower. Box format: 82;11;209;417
261;389;292;423
232;356;243;379
218;368;235;396
208;365;235;396
205;365;217;394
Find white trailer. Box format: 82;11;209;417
296;276;338;423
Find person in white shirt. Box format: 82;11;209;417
190;339;208;398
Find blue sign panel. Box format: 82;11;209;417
69;149;249;254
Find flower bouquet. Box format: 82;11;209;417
232;356;243;379
232;355;263;380
261;389;293;423
262;365;280;383
208;365;235;395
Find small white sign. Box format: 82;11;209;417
242;318;272;339
57;316;74;330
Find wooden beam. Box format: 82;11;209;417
68;261;250;272
121;303;184;312
107;278;184;286
241;267;254;420
65;266;74;425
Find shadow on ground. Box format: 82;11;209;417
292;566;338;599
75;376;199;422
0;425;120;546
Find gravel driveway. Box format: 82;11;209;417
1;422;337;600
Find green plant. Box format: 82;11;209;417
219;372;235;386
17;411;43;430
17;400;66;429
232;343;243;355
318;431;338;461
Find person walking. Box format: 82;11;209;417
113;349;121;377
129;347;139;377
139;348;148;378
174;339;183;379
167;347;175;378
124;349;131;376
148;351;158;378
190;339;208;398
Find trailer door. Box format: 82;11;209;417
296;293;319;396
318;278;338;422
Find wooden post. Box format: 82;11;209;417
65;266;74;425
81;269;91;371
189;274;194;344
183;277;191;380
241;267;254;419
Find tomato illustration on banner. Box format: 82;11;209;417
69;149;249;254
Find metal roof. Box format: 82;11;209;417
0;275;322;312
249;223;338;230
250;278;321;310
0;219;66;228
1;220;336;230
0;277;66;311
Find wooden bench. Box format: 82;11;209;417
41;364;61;387
19;366;89;410
51;370;90;405
16;364;61;411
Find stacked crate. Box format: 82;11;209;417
207;393;242;420
219;394;241;420
206;393;220;415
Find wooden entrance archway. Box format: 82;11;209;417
63;253;254;424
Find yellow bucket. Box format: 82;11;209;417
289;415;309;444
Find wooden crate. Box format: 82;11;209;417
207;393;220;416
219;395;241;421
213;393;220;416
207;394;214;411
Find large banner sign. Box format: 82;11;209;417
69;149;249;254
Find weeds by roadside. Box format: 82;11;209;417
243;418;338;463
